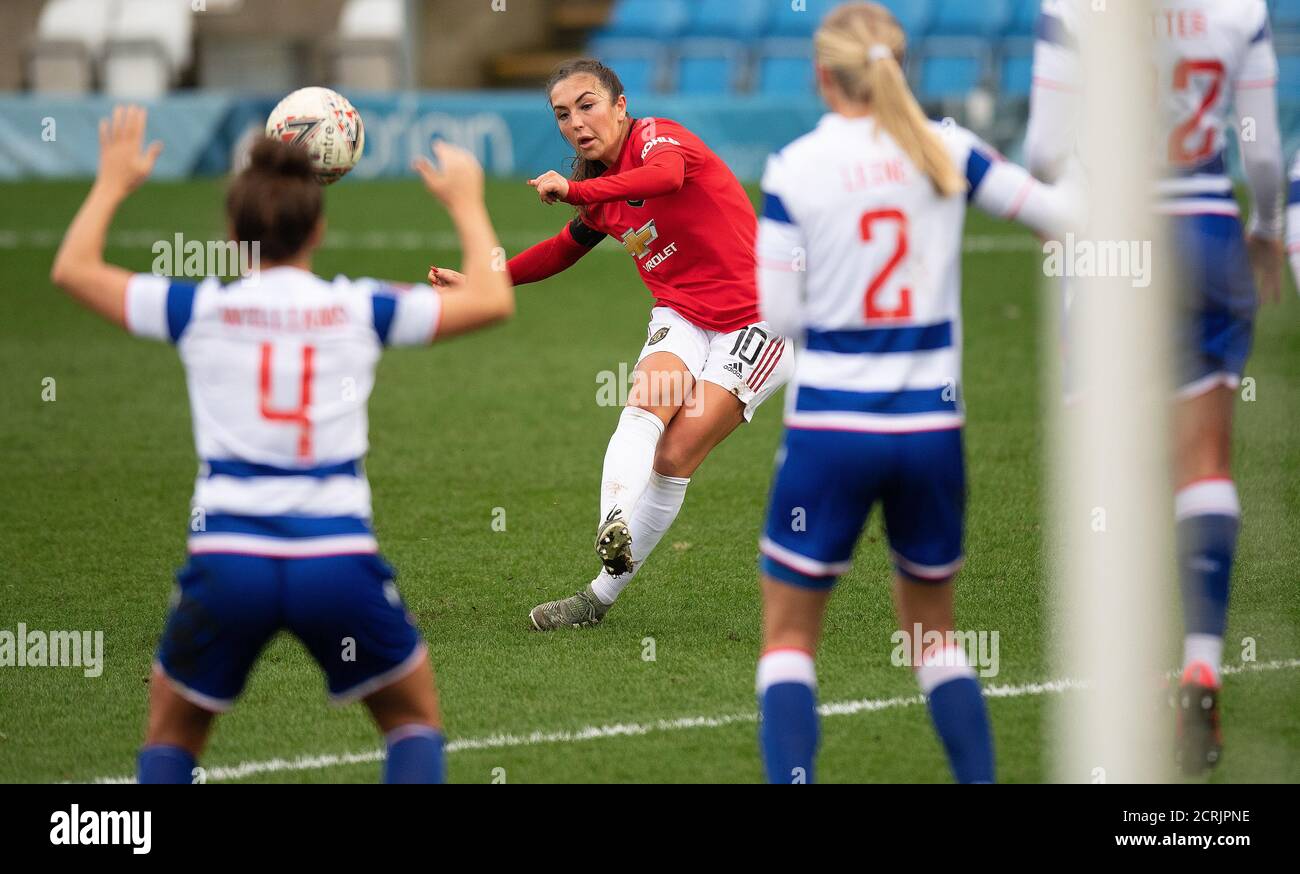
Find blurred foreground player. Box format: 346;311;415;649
50;106;515;783
754;2;1078;784
1027;0;1285;775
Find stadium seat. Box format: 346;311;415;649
598;0;690;41
102;0;194;99
914;37;992;102
998;36;1035;99
335;0;408;90
764;0;932;43
684;0;770;40
28;0;114;94
765;0;839;38
672;39;749;95
755;38;816;96
588;38;668;96
928;0;1012;38
879;0;933;42
1005;0;1041;37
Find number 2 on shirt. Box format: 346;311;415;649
258;343;314;460
860;208;912;322
1168;58;1224;166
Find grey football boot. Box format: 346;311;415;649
529;584;610;631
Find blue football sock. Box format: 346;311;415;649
1177;512;1238;640
137;744;197;784
757;650;819;784
926;676;995;784
383;725;444;784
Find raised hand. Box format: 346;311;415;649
97;105;163;198
413;141;485;211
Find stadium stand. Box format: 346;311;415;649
999;38;1035;100
5;0;1299;160
28;0;115;94
586;37;665;96
673;39;750;96
102;0;194;99
334;0;410;91
756;38;816;96
598;0;689;40
1274;0;1300;41
572;0;1299;157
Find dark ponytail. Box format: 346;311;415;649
226;138;323;262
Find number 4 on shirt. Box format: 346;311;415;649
259;343;314;460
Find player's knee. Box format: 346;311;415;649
763;617;819;654
629;365;692;412
1175;434;1232;484
653;436;699;478
370;699;440;734
897;568;957;587
760;581;823;652
365;663;441;732
625;400;674;429
145;676;213;752
893;575;957;634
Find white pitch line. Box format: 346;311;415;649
0;229;1041;255
87;657;1299;784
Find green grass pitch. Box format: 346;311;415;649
0;177;1296;783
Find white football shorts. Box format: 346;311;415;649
633;306;793;422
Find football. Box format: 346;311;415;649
265;86;365;184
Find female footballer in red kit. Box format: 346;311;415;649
431;59;792;630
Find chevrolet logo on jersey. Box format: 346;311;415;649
620;220;658;259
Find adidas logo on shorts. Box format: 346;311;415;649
724;362;744;379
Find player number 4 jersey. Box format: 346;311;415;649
125;267;441;556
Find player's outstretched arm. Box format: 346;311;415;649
429;213;604;291
969;152;1082;241
1023;13;1080;183
50;105;163;328
413;142;515;338
528;149;685;207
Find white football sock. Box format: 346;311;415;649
1183;633;1223;684
599;406;665;525
915;643;975;695
590;471;689;605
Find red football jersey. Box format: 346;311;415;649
569;118;760;333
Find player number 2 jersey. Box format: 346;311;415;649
757;114;1074;433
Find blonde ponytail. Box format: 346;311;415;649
815;2;964;197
